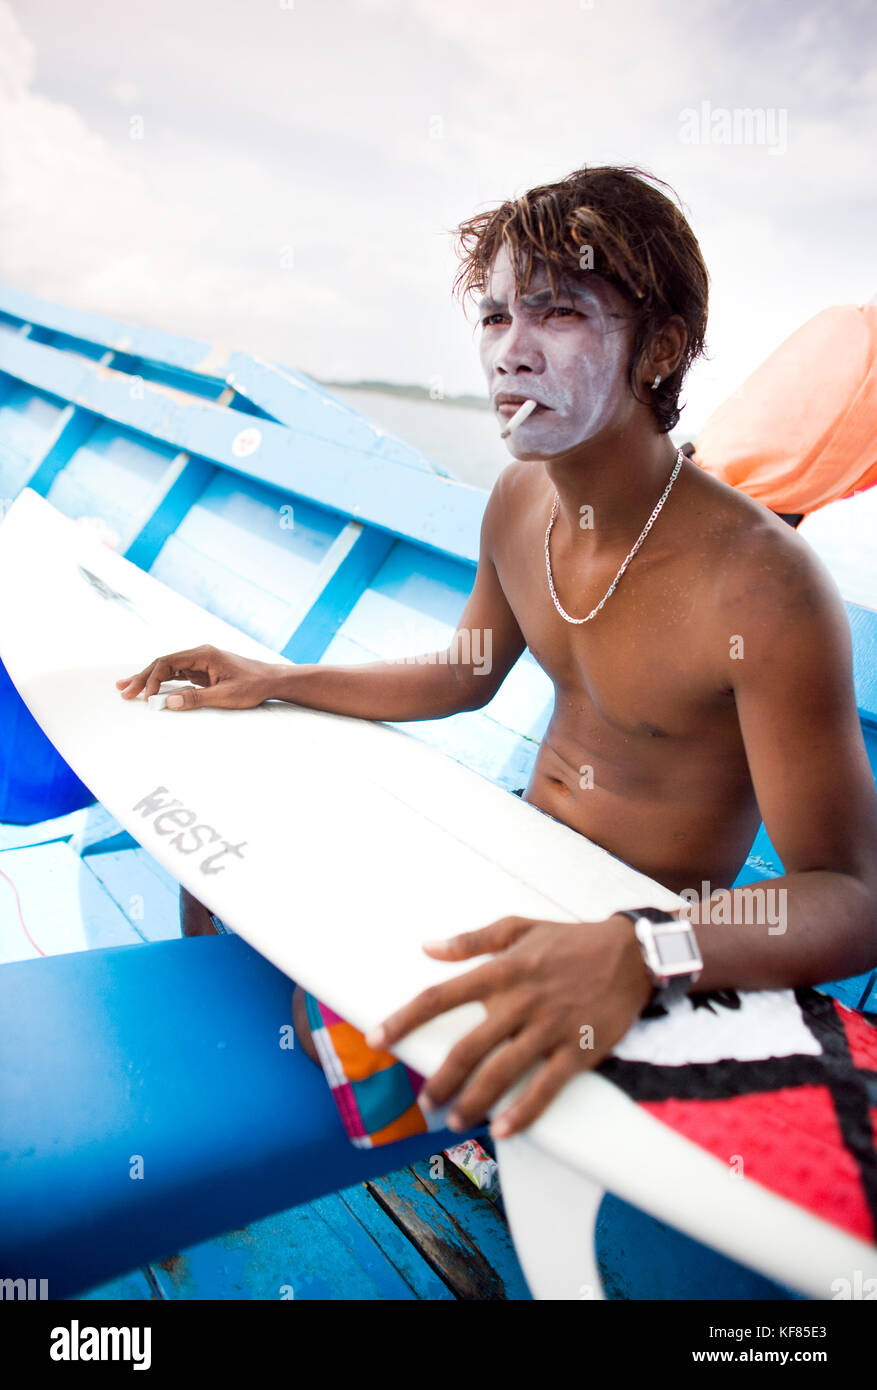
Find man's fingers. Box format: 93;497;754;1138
366;961;499;1050
164;682;239;711
489;1050;580;1139
124;660;178;700
419;1006;524;1112
444;1025;557;1131
423;915;534;961
117;654;186;698
116;664;163;698
117;648;215;699
145;662;195;700
164;685;201;711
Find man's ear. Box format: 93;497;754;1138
645;315;688;385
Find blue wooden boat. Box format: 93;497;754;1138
1;282;875;1301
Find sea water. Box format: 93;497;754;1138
330;384;694;491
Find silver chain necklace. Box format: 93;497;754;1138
545;448;684;624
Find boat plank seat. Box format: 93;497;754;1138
0;934;472;1298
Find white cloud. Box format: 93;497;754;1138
108;78;139;106
0;0;874;429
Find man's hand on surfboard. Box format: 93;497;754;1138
116;645;279;710
366;914;653;1139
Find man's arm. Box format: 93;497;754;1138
689;535;877;991
368;533;877;1140
273;468;527;720
118;469;527;721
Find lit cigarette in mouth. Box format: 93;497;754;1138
499;398;538;438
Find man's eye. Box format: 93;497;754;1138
550;305;580;317
481;314;505;327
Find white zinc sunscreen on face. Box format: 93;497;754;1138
499;398;538;438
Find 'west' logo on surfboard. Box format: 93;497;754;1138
78;565;135;610
132;786;246;875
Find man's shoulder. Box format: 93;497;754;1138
693;476;849;659
490;458;542;501
686;467;827;594
483;459;543;529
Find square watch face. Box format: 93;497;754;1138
654;928;697;968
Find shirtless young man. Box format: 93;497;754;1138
118;166;877;1144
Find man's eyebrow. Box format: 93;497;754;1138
476;282;600;314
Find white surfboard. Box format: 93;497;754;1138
0;488;873;1299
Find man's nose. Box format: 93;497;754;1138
490;317;545;377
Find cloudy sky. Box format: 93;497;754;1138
0;0;874;431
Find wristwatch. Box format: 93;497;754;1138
616;907;703;1009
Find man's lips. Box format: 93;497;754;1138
495;398;549;417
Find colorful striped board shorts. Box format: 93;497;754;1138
208;914;448;1147
210;787;532;1148
301;992;452;1149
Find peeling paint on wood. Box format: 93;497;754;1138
366;1166;514;1300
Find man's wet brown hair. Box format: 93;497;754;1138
452;165;709;433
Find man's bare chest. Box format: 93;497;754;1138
496;540;734;743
